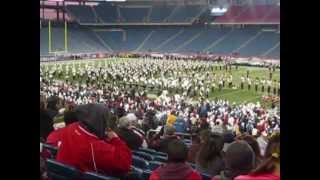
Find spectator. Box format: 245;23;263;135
46;110;79;147
174;114;187;133
46;96;62;120
56;104;132;177
196;131;225;176
256;130;269;156
166;111;177;126
187;134;201;163
150;139;202;180
115;116;144;150
159;125;179;153
234;133;280;180
40;97;54;140
212;140;255;180
236;134;263;167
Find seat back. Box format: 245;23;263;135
132;155;149;169
141;170;152;180
153;155;167;163
133;151;154;161
42;143;58;159
138;148;167;157
201;173;211;180
46;159;81;180
147;161;163;170
82;172;119;180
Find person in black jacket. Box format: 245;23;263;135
115;116;143;150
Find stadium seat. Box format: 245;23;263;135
46;159;81;180
187;162;196;169
138;148;156;154
132;155;149;169
147;161;163;170
141;170;152;180
139;148;167;157
82;172;119;180
153;155;167;163
132;151;154;161
126;166;143;180
42;143;58;159
201;173;211;180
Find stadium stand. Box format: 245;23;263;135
40;26;279;58
40;27;106;55
94;3;119;23
119;6;150;22
166;5;206;23
215;5;280;23
238;30;280;56
66;5;97;23
149;5;175;22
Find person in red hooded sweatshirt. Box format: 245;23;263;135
150;139;202;180
55;104;132;177
234;132;280;180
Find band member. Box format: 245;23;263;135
269;72;273;80
255;78;259;92
219;79;223;91
246;70;250;78
267;80;272;94
212;82;216;92
222;78;225;87
261;79;265;93
273;80;277;95
247;78;251;90
228;76;232;88
241;76;245;90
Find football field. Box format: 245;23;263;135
41;58;280;107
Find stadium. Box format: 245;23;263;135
40;0;280;179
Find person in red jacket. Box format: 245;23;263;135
150;139;202;180
55;104;132;177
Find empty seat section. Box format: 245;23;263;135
66;5;96;23
139;29;179;52
159;29;199;53
265;44;280;58
149;6;174;22
181;28;231;53
239;31;279;56
167;5;203;22
40;27;105;55
209;28;259;54
95;3;118;23
95;31;124;51
119;7;149;22
123;29;152;51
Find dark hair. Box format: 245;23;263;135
196;132;224;168
47;96;60;111
251;132;280;175
236;134;262;164
224;140;255;178
167;139;188;163
191;134;200;144
199;129;211;143
64;110;78;126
